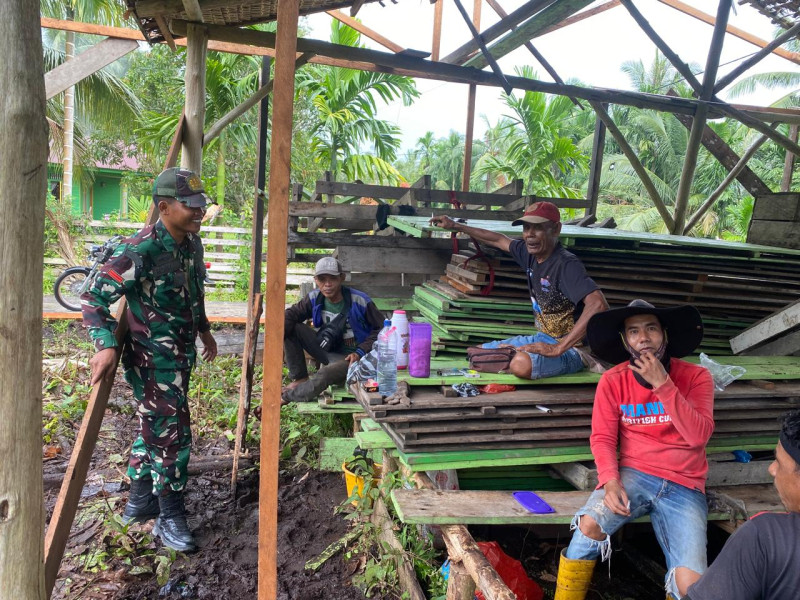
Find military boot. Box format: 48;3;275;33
121;477;160;525
152;491;196;552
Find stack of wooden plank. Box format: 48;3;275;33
406;218;800;355
349;356;800;468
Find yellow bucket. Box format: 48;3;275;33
342;462;382;506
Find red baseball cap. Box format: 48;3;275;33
512;201;561;226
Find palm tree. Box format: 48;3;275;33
136;49;261;208
295;20;419;184
472;67;587;198
40;0;135;206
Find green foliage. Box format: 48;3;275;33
279;402;351;467
126;195;152;222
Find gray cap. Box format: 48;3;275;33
315;257;343;276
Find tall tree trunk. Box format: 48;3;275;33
0;0;48;598
62;7;76;208
216;131;226;206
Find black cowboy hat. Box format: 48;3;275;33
587;299;704;365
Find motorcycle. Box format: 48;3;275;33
53;235;123;311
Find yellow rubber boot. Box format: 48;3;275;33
554;549;596;600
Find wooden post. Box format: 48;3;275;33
258;1;299;599
782;124;798;192
586;107;606;216
43;116;185;597
182;23;208;174
447;561;477;600
672;0;731;234
231;56;272;494
431;0;444;61
0;2;47;598
462;0;482;192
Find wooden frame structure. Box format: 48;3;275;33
36;1;800;598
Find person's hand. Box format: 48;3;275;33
253;405;262;421
629;350;668;388
89;347;119;386
199;330;217;362
345;352;360;365
603;479;631;516
519;342;563;357
429;215;458;230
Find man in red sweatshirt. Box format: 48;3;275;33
554;299;713;600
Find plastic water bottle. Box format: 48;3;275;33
377;319;398;396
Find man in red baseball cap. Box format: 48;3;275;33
431;202;607;380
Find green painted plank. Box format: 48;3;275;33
360;418;382;432
355;430;396;449
296;402;363;415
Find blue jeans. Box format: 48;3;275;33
481;333;583;379
565;467;707;598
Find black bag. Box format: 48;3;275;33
466;346;516;373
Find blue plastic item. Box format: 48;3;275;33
732;450;752;463
512;491;555;514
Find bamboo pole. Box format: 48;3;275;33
182;23;208;174
258;1;299;598
0;2;47;597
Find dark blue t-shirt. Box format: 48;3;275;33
685;512;800;600
508;239;598;340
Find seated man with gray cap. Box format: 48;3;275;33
280;256;384;405
431;202;608;380
554;300;713;600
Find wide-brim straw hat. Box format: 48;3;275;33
587;299;704;364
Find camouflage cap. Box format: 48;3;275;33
152;167;210;208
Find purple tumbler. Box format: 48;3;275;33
408;322;433;378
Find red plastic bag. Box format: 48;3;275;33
478;384;516;394
474;541;543;600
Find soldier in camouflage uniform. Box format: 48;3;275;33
82;167;217;552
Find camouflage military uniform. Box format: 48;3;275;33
82;220;209;494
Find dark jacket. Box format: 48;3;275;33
284;286;384;357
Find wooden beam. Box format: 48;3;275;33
371;496;427;600
591;101;675;230
461;0;482;192
350;0;367;17
154;15;177;49
683;134;768;234
781;125;798;192
668;90;771;197
44;18;800;125
44;109;185;600
204;53;312;145
714;21;800;93
586;108;607;216
431;0;444;61
442;0;556;65
181;0;204;22
326;9;404;53
536;0;621;36
484;0;584;106
463;0;595;69
45;37;139;100
452;0;512;94
0;1;47;597
656;0;800;66
672;0;731;234
258;1;298;599
181;23;207;173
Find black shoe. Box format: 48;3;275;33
152;491;196;552
121;478;160;525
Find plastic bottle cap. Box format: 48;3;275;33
393;310;406;315
383;319;391;326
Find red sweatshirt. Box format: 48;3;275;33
591;358;715;493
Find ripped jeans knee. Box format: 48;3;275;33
564;513;612;562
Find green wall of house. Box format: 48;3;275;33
48;166;126;218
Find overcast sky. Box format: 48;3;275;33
304;0;798;154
